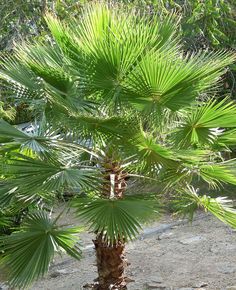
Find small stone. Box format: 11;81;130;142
179;236;205;245
194;282;208;288
143;282;167;289
149;275;164;283
171;225;179;229
50;268;77;277
158;232;174;240
50;272;60;278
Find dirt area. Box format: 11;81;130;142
28;213;236;290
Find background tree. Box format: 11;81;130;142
0;0;86;123
0;4;236;290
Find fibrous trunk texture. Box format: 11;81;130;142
93;236;128;290
87;156;130;289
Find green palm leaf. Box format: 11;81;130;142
1;153;99;201
124;51;235;111
73;196;159;243
0;54;41;93
130;131;180;173
0;102;15;121
174;186;236;228
199;160;236;188
0;212;11;228
174;98;236;147
217;129;236;146
0;183;18;208
0;119;97;159
0;211;81;288
59;114;138;142
0;119;28;140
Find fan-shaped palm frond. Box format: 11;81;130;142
160;158;236;189
173;98;236;147
46;4;179;96
217;129;236;147
73;196;159;243
173;186;236;228
198;160;236;188
121;50;235;112
0;211;81;288
1;153;99;202
0;54;42;94
0;119;98;160
0;119;29;141
0;119;53;158
0;183;18;208
57;114;139;143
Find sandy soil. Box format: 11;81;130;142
28;213;236;290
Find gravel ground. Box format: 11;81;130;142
28;213;236;290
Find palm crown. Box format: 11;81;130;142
0;3;236;289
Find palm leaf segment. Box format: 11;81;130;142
174;98;236;147
174;186;236;229
73;196;159;243
0;211;81;288
0;118;87;156
0;119;99;204
1;154;97;199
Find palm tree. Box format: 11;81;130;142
0;3;236;290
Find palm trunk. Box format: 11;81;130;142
90;156;130;289
93;236;128;290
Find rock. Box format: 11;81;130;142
149;275;164;283
142;274;164;288
158;232;174;240
193;282;208;287
143;282;167;289
179;236;205;245
50;268;77;277
50;272;60;278
218;264;236;274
